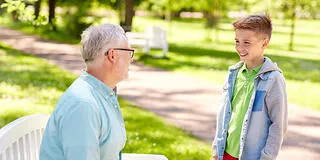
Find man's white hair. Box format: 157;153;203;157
80;24;127;64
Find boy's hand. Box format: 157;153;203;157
213;156;218;160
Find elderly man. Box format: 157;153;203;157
40;24;134;160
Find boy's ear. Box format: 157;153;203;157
262;38;269;49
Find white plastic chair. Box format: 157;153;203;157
126;26;168;57
126;31;150;53
0;114;168;160
0;114;50;160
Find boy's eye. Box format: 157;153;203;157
244;41;250;45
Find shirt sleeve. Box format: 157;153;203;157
59;101;101;160
261;73;288;160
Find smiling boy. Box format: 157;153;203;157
212;14;288;160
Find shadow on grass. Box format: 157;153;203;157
1;20;79;44
137;43;238;71
0;43;76;127
138;43;320;82
0;44;76;91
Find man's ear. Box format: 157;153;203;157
106;49;116;63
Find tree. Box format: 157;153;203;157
192;0;228;42
0;0;3;13
203;0;220;42
34;0;41;20
122;0;135;31
1;0;48;26
269;0;320;51
48;0;56;30
106;0;141;32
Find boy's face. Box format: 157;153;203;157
235;29;269;66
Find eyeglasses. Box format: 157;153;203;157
105;48;135;58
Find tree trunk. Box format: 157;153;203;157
0;0;3;14
165;9;172;37
214;0;220;42
123;0;135;32
34;0;41;20
48;0;56;31
119;0;125;26
289;1;296;51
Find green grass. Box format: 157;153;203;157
0;42;212;159
121;100;211;159
1;14;319;110
131;16;320;110
0;43;75;127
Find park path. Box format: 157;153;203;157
0;27;319;160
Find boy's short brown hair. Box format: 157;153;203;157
232;14;272;39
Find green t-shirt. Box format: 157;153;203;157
225;63;263;158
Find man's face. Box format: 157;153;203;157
114;40;134;82
235;29;268;65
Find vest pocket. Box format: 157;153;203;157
252;90;266;112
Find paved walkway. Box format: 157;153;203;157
1;27;319;160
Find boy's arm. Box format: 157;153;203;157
261;74;288;160
212;101;224;159
212;75;230;159
212;98;226;159
212;136;218;157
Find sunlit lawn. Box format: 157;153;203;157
1;14;319;110
0;43;212;160
131;16;320;110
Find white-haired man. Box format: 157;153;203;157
40;24;134;160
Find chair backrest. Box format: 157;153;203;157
145;26;167;48
0;114;50;160
123;153;168;160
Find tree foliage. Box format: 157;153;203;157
1;0;47;26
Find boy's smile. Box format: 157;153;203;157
235;29;268;70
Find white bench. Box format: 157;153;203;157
0;114;49;160
126;26;168;57
0;114;168;160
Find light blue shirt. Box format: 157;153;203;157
40;71;126;160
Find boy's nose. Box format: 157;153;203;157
236;46;245;52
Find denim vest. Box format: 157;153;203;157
212;57;288;160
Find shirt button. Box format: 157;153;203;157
110;92;114;96
114;105;118;108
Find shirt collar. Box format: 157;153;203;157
80;70;116;97
241;63;263;74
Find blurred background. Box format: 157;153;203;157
0;0;320;159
